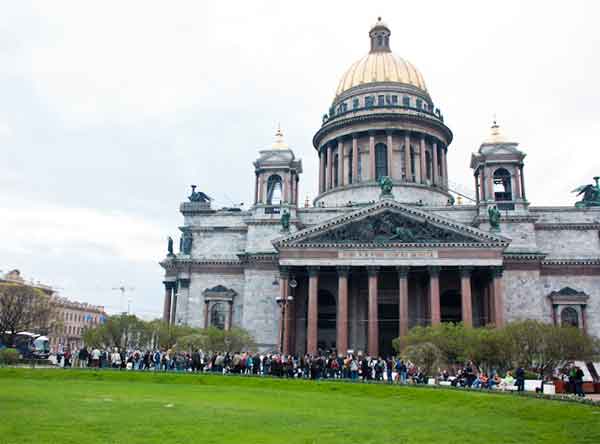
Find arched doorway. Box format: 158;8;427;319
441;290;461;323
317;290;336;351
560;307;579;327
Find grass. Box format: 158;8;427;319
0;368;599;444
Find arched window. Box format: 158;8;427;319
425;150;432;181
266;174;283;205
210;303;227;330
493;168;512;202
561;307;579;328
348;148;353;184
410;146;416;181
333;153;339;187
375;143;388;180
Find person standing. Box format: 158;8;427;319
574;366;585;397
78;347;89;368
515;366;525;392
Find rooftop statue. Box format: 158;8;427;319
488;205;501;231
188;185;212;203
572;176;600;208
379;176;393;199
167;236;174;256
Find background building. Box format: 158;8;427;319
161;19;600;356
1;269;106;352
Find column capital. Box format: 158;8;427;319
336;266;351;277
460;266;474;277
367;129;377;137
367;266;379;277
385;129;395;136
428;266;441;277
204;299;210;305
307;266;320;277
396;266;410;278
163;281;176;290
492;266;504;278
279;266;290;279
352;133;359;140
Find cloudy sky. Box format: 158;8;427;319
1;1;599;318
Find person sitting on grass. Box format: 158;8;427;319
489;373;502;390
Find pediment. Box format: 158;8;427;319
274;200;509;249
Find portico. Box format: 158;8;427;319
273;199;508;357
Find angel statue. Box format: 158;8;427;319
188;185;212;203
379;176;393;198
572;177;600;208
488;205;501;231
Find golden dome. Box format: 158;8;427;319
335;52;427;98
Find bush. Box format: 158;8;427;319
0;348;20;365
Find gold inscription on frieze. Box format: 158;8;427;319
338;250;437;259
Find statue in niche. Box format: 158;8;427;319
488;205;501;231
280;209;290;232
572;176;600;208
182;231;193;255
188;185;212;203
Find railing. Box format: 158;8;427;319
323;102;444;125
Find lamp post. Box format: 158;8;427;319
276;293;294;355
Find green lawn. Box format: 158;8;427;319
0;369;599;444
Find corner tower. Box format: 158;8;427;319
253;127;302;216
313;18;453;207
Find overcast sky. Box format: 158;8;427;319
1;1;599;318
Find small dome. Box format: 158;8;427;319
271;125;289;150
483;120;510;144
334;19;427;99
335;52;427;98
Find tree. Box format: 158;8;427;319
0;283;56;344
393;323;469;365
463;326;510;373
177;327;256;353
401;342;444;377
503;320;598;377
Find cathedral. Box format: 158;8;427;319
160;19;600;356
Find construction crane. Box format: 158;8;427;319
112;285;135;314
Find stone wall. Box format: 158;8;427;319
241;268;280;350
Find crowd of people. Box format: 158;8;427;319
52;347;588;397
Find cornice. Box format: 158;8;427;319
535;223;600;231
542;258;600;266
313;112;453;149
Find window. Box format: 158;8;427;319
266;175;283;205
416;98;422;108
391;95;398;104
425;150;432;180
333;153;339;187
375;143;388;180
210;303;227;330
365;96;374;108
348;148;353;184
402;96;410;106
378;95;385;106
493;168;512;202
357;152;363;182
561;307;579;328
377;35;383;46
352;98;359;109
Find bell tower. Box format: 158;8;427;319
470;121;528;213
253;127;303;216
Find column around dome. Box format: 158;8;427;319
420;136;427;185
352;135;358;185
386;130;394;180
326;144;332;191
432;141;438;186
368;131;376;181
404;132;411;182
338;138;345;187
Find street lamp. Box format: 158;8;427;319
276;294;294;355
